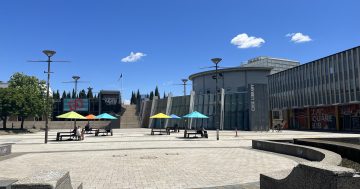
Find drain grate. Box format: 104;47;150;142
112;154;127;157
140;155;158;159
165;153;179;156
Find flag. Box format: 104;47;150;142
118;74;123;81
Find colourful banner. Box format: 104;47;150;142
63;99;89;112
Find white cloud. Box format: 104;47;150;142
121;52;146;63
230;33;265;48
286;32;312;43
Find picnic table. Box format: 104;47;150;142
56;131;79;141
151;128;170;135
95;129;113;136
84;127;99;134
184;129;208;138
166;126;180;133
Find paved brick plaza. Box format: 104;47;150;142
0;129;359;189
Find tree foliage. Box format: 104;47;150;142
8;72;46;129
0;88;16;129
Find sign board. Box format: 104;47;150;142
63;99;89;112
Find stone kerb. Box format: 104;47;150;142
0;144;11;156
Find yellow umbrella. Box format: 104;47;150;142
56;111;87;119
150;113;171;119
149;113;171;132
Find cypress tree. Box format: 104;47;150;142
62;91;67;99
149;91;154;100
154;86;159;98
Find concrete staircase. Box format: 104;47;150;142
120;105;140;128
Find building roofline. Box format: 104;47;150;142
189;66;272;80
248;56;300;63
268;45;360;77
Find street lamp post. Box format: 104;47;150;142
29;50;69;144
72;76;80;129
43;50;56;144
211;58;222;140
181;79;188;96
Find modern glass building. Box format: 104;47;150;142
140;66;271;131
268;46;360;131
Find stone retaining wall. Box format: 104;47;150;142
294;138;360;164
252;140;342;165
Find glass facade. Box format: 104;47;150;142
269;46;360;110
269;46;360;131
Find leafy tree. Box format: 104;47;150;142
8;73;46;129
62;91;67;99
0;88;16;129
87;88;94;99
154;86;159;98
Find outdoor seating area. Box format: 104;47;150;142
149;111;209;138
55;111;117;141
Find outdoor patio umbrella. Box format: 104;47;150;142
85;114;97;119
96;113;117;120
169;114;181;119
56;111;87;119
183;111;209;132
150;113;171;132
56;111;87;129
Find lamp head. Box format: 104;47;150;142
42;50;56;57
181;79;188;83
72;76;80;81
211;58;222;65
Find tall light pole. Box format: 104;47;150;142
211;58;222;140
181;79;188;96
29;50;69;144
73;76;80;129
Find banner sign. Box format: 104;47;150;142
63;99;89;111
310;106;336;130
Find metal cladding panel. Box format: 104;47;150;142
248;84;269;131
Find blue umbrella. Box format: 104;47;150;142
170;114;181;119
183;111;209;118
96;113;117;120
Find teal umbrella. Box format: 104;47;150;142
183;111;209;118
96;113;117;120
170;114;181;119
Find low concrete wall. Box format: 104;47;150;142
0;144;11;156
294;138;360;164
4;120;118;130
261;162;360;189
11;170;82;189
252;140;342;165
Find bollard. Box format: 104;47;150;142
216;129;219;140
235;128;238;137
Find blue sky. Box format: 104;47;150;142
1;0;360;102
